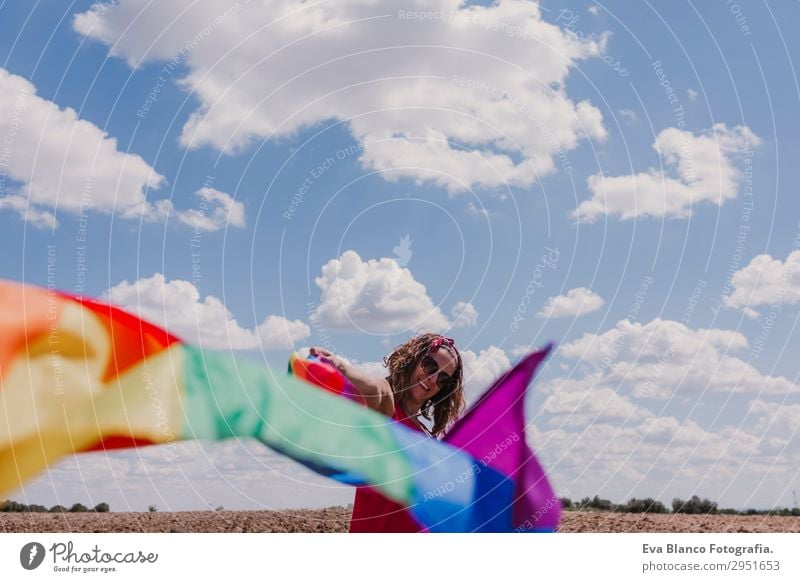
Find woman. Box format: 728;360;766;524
309;333;465;532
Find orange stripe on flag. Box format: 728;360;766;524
59;293;181;383
0;281;60;382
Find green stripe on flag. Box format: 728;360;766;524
181;346;415;504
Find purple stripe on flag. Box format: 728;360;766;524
444;346;560;531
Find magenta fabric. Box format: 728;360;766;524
444;346;560;531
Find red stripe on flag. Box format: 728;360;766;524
83;435;158;452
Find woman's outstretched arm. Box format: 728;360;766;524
308;347;394;416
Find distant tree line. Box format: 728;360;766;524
560;495;800;516
3;495;799;516
1;500;109;513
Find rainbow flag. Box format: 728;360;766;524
0;280;559;532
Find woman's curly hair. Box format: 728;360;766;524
383;333;465;437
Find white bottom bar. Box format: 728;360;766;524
2;533;798;581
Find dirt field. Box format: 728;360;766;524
557;511;800;533
2;508;799;533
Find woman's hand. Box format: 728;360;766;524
309;346;348;374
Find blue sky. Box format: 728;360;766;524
2;0;799;512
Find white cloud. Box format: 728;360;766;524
559;318;798;398
74;0;607;192
0;69;247;231
618;108;638;124
573;124;760;222
528;410;792;508
466;201;491;217
748;399;800;440
510;344;536;357
461;345;511;405
256;316;312;351
14;440;353;511
541;377;649;428
105;273;309;350
451;301;478;328
0;68;164;225
687;88;699;101
0;194;57;228
531;347;800;507
167;187;246;231
311;250;451;334
724;251;800;312
537;287;604;318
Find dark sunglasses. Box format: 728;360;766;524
420;355;454;391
